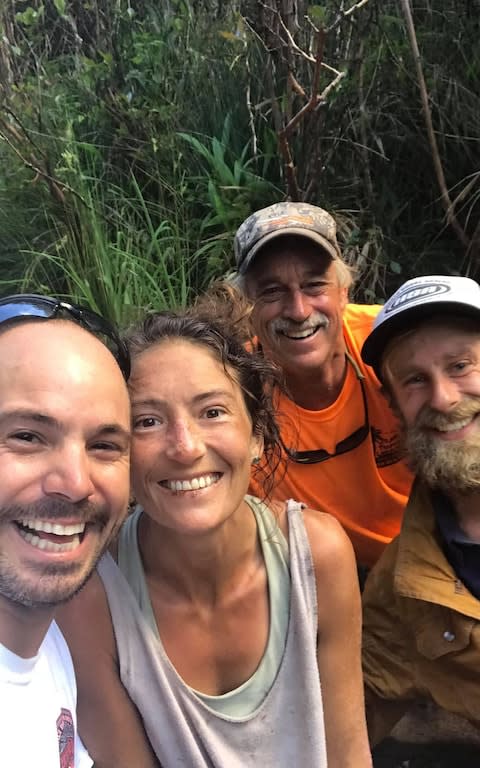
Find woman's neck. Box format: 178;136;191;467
137;499;262;606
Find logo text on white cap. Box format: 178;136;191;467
385;282;450;314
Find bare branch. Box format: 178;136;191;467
245;52;258;158
276;12;316;63
399;0;470;250
3;106;48;162
344;0;370;18
318;69;345;102
288;72;307;100
326;0;371;33
246;0;362;201
0;128;89;209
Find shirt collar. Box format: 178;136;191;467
433;489;476;547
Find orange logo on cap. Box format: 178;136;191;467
266;213;316;228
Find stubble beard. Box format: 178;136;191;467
0;497;112;609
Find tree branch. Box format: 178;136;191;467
400;0;470;250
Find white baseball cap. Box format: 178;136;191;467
361;275;480;378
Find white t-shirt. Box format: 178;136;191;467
0;620;92;768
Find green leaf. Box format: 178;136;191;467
15;5;44;25
218;31;238;43
389;261;402;275
53;0;66;16
307;5;327;26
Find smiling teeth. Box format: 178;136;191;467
437;417;473;432
18;519;85;535
164;473;220;492
18;529;80;552
16;518;84;554
283;328;317;339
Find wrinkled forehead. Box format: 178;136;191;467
382;316;480;380
245;236;334;283
129;337;251;407
0;339;130;453
129;337;241;390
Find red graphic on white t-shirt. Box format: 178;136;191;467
56;707;75;768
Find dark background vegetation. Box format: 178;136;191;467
0;0;479;325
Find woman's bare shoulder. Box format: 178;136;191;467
301;506;356;575
266;499;355;575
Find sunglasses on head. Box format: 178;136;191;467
0;294;131;380
281;352;370;464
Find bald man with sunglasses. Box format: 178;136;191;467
233;203;413;570
0;294;135;767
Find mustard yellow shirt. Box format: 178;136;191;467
363;479;480;735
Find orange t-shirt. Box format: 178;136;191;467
249;304;413;568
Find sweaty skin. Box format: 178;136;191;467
0;320;131;658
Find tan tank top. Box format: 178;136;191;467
97;497;327;767
117;495;290;716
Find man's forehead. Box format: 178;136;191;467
0;319;117;370
0;321;129;406
388;323;480;368
401;318;480;346
248;244;333;282
0;316;88;348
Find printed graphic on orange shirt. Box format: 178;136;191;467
371;426;405;467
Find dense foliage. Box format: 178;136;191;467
0;0;479;322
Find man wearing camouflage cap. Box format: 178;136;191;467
234;202;413;570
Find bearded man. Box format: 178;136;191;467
360;275;480;746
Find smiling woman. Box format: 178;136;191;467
129;340;264;535
58;302;371;768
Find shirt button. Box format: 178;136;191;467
443;630;455;642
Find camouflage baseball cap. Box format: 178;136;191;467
234;202;341;275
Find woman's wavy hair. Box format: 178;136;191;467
124;283;284;499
